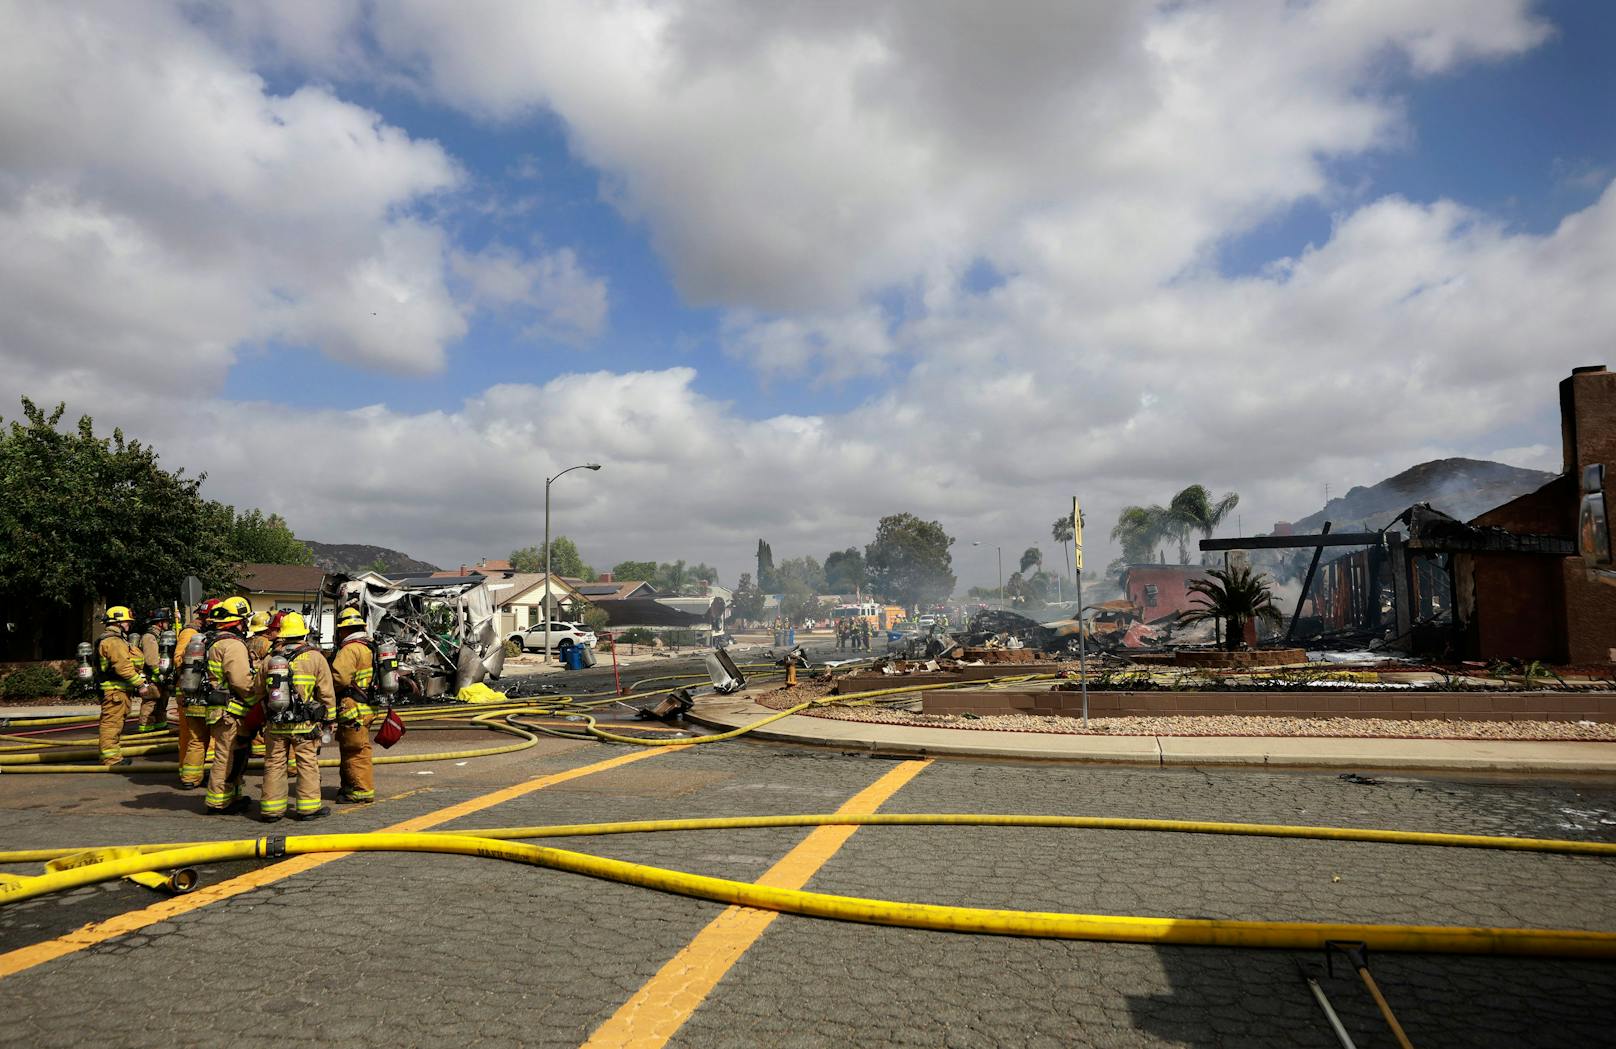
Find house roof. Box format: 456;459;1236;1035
236;563;327;594
573;580;657;601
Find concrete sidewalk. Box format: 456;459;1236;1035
691;695;1616;772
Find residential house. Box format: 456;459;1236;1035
1118;564;1211;623
236;563;328;615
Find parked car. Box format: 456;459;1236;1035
510;622;597;654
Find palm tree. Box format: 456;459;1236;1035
1019;546;1042;574
1051;511;1083;581
1167;485;1239;563
1182;566;1283;650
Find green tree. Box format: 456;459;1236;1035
654;559;688;593
513;537;592;579
0;399;240;656
756;539;777;593
779;577;818;624
1051;512;1081;581
690;563;719;585
1167;484;1240;564
823;547;866;593
230;510;312;565
1018;546;1042;574
1182;565;1284;650
609;559;658;582
579;604;609;633
776;555;827;594
865;513;956;608
364;556;391;576
730;572;764;623
1110;505;1169;570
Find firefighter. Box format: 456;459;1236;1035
258;612;333;822
134;608;175;734
201;597;258;814
330;607;376;804
173;601;215;788
246;611;274;668
94;606;151;766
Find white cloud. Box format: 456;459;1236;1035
453;245;609;344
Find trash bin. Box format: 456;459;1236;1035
579;645;598;668
563;645;584;670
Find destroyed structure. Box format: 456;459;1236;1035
1203;365;1616;664
328;573;506;699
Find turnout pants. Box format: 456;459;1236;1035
204;712;247;810
261;732;321;819
337;715;375;801
177;710;209;786
98;690;129;765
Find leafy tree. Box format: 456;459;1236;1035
579;604;609;633
609;559;658;582
1018;546;1042;574
775;555;827;594
512;536;592;579
780;577;818;624
364;556;391;576
730;572;765;623
690;563;719;585
654;559;689;593
0;399;239;656
823;547;866;593
1110;505;1169;569
865;513;956;608
1182;566;1283;650
231;510;313;565
756;539;777;593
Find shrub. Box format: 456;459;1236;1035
502;639;522;658
1;664;67;698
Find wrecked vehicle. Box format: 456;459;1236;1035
318;573;505;700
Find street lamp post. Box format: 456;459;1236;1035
544;462;602;663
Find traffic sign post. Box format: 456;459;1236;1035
1073;495;1087;728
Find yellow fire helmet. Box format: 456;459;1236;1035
207;596;252;626
336;607;366;631
103;605;134;624
276;611;311;640
247;611;272;636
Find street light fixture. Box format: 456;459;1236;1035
544;462;602;663
972;540;1003;609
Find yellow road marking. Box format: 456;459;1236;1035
581;758;932;1049
0;746;671;980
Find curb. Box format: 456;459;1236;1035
688;705;1616;773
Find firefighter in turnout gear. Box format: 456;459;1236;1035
135;608;175;733
201;597;257;813
259;612;334;822
331;606;376;804
246;611;274;667
94;606;150;766
173;601;215;788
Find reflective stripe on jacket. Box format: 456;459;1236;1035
97;632;143;693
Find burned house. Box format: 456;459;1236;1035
1118;564;1212;622
1206;366;1616;663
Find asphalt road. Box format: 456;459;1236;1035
2;723;1614;1048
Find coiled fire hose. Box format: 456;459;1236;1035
2;813;1614;959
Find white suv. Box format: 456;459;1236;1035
511;622;597;653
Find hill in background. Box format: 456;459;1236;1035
1291;458;1556;534
301;540;438;577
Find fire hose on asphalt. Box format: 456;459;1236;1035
1;813;1614;959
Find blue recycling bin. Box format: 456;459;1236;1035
563;645;585;671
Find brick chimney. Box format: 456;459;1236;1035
1560;365;1615;480
598;570;613;583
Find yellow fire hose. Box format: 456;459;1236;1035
0;823;1612;959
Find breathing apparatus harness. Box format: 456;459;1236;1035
265;643;321;726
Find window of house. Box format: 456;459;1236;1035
1143;584;1158;607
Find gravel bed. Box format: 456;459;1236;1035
752;685;1616;741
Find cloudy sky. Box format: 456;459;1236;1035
3;0;1613;587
